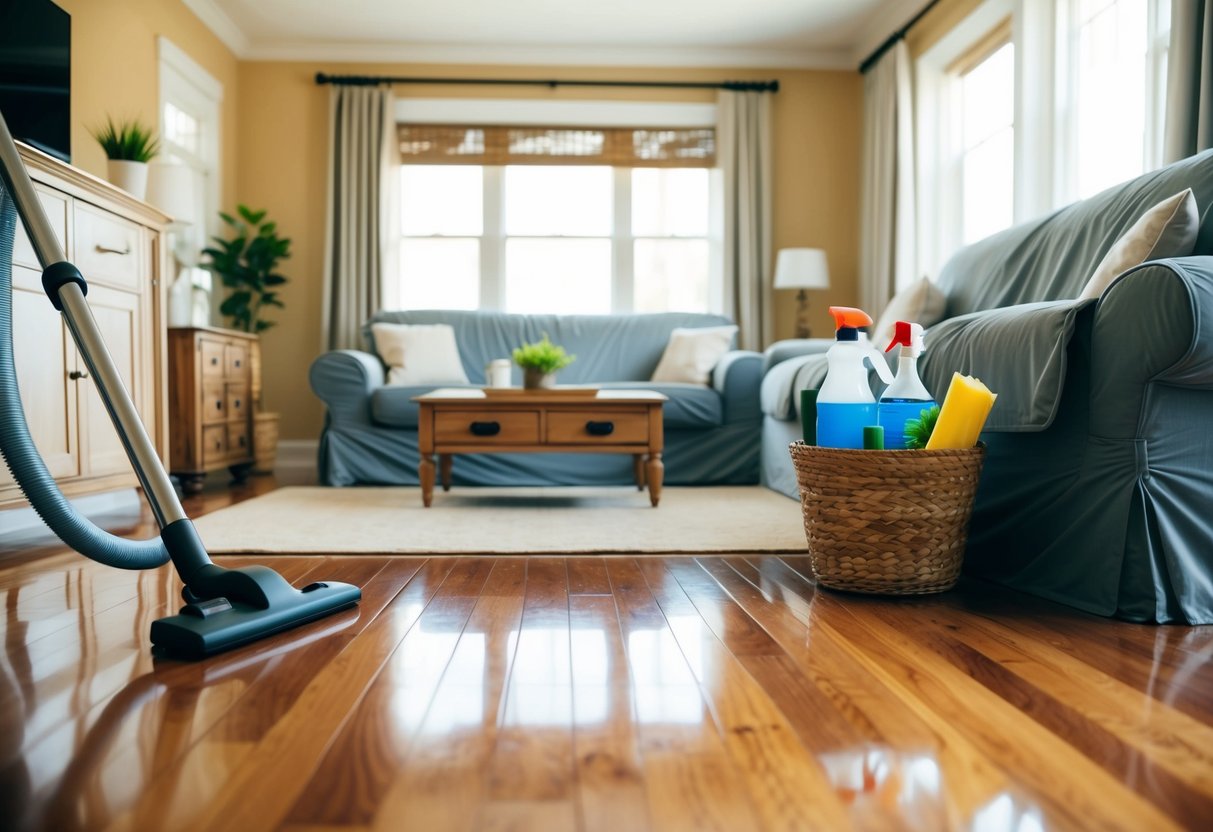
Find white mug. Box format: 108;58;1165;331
486;359;512;388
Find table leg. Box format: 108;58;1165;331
646;453;663;507
632;454;646;491
419;455;435;507
439;454;453;492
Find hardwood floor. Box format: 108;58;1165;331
2;482;1212;830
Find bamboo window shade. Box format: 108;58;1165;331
397;124;716;167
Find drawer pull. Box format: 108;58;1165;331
94;242;131;255
210;357;220;366
469;421;501;437
233;398;242;409
215;401;223;411
586;420;615;436
68;370;89;380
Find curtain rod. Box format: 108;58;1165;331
858;0;940;74
314;72;778;93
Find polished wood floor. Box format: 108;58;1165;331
2;481;1212;830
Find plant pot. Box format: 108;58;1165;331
106;160;149;200
523;368;556;390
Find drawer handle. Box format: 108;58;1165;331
215;400;223;410
234;359;242;368
586;420;615;436
469;421;501;437
210;357;220;366
95;243;131;255
68;370;89;380
233;398;242;409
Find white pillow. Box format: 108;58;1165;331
872;277;947;350
371;322;469;386
1078;189;1199;300
651;325;738;386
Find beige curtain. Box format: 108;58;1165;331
322;85;399;351
717;90;773;351
1164;0;1213;163
859;40;916;319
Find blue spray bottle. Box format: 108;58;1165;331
816;307;895;449
878;321;935;449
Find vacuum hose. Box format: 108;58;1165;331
0;182;169;569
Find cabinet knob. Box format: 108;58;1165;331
211;357;219;365
68;370;89;380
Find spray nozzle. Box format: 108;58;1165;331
885;321;926;355
829;306;873;331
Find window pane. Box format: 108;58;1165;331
504;166;612;236
634;239;710;313
962;42;1014;150
962;126;1014;244
632;169;709;237
164;101;199;155
401;166;483;235
505;239;611;314
399;239;479;309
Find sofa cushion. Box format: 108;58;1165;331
651;326;738;385
371;381;722;430
1078;188;1199;299
371;322;470;386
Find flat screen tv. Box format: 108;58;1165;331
0;0;71;163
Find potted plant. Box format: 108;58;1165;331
201;205;290;334
513;334;575;389
89;117;159;200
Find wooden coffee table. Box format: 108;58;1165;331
413;388;667;507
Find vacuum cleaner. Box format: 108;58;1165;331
0;111;360;658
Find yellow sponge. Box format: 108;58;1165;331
925;373;997;450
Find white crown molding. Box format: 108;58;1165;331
850;0;934;68
181;0;251;57
242;40;854;70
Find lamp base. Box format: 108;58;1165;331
794;289;812;339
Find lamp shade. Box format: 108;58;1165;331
774;248;830;290
145;162;195;226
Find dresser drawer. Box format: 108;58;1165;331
226;383;250;422
200;339;225;377
227;421;250;458
73;203;141;290
225;343;249;378
12;189;67;270
201;425;227;464
202;382;226;424
434;410;539;444
546;410;649;444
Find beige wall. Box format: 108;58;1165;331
58;0;240;210
237;62;863;438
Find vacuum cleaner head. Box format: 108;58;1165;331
150;563;361;659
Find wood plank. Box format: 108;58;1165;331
566;557;611;595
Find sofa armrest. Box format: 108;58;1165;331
711;350;763;422
1090;257;1213;437
762;338;833;376
308;350;385;426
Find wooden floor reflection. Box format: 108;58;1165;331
2;498;1213;829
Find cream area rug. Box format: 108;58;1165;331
191;486;807;555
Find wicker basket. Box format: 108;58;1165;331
789;441;986;595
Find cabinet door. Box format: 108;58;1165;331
0;264;80;487
77;284;145;478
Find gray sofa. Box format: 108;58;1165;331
761;149;1213;623
310;310;763;488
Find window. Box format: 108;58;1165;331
395;124;716;315
954;34;1015;244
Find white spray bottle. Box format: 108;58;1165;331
877;321;935;449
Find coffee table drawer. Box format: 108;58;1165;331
435;410;539;444
547;410;649;444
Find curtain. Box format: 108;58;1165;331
717;90;773;351
322;85;399;351
1164;0;1213;163
859;40;916;319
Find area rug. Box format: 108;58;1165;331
191;486;806;555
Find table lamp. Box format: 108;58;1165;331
774;248;830;338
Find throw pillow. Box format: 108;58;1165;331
1078;188;1199;300
651;325;738;386
872;276;947;349
371;322;470;386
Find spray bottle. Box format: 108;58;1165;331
878;321;935;449
817;307;895;449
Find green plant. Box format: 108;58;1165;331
202;205;290;333
89;117;159;162
512;334;575;374
903;405;941;450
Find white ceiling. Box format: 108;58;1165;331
182;0;924;69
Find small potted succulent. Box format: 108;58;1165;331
90;117;159;200
513;334;575;389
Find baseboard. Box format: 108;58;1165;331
276;439;319;485
0;488;144;544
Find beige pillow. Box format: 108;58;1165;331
651;325;738;385
1079;189;1199;300
872;276;947;349
371;322;469;386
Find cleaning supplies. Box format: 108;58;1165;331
817;306;895;449
878;321;936;450
926;372;997;450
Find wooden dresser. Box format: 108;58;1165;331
168;326;257;494
0;144;170;508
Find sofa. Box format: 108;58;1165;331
761;149;1213;624
310;310;763;488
